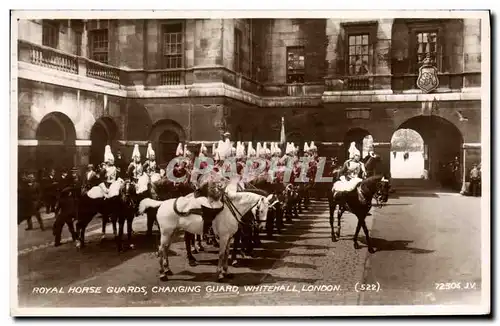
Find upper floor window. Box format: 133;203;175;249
42;20;59;48
89;29;109;64
74;30;82;56
286;46;305;84
161;23;183;69
348;34;370;75
234;28;243;73
408;20;443;72
415;30;438;68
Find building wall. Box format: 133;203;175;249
16;17;484;178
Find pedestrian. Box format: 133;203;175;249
52;167;78;246
21;170;45;231
469;163;481;197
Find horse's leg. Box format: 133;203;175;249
159;230;174;281
231;230;244;266
111;212;118;237
127;214;135;249
101;214;108;241
337;204;344;238
184;232;197;266
216;235;231;282
221;235;233;279
353;218;362;250
195;234;204;252
116;216;125;252
360;216;375;253
146;209;156;237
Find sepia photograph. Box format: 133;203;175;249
10;9;490;316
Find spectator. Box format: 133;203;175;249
469;163;481;197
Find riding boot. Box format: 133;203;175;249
201;206;213;242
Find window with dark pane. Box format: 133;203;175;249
162;23;183;69
347;33;370;75
286;46;305;84
416;31;438;68
89;29;109;64
234;28;242;73
42;20;59;48
75;31;82;56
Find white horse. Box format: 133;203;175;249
138;189;272;281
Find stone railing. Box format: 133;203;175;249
86;59;121;84
261;82;324;97
391;72;481;92
18;40;78;74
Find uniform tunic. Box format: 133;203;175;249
128;162;143;182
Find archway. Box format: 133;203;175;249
89;117;118;166
390;129;425;179
149;119;185;165
394;115;463;190
36;112;76;170
344;128;372;161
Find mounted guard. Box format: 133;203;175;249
143;143;158;176
96;145;124;199
332;142;367;201
127;144;144;184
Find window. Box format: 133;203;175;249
75;31;82;56
89;29;109;64
348;34;370;75
415;30;438;68
286;46;305;84
161;23;183;69
234;28;243;73
42;20;59;48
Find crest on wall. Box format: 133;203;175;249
416;57;439;93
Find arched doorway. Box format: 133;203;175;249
149;119;185;165
286;131;304;154
390;129;425;179
344;128;372;161
394;115;463;190
36;112;76;170
89;117;118;166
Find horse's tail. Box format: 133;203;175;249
138;198;163;214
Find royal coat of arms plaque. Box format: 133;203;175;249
416;57;440;93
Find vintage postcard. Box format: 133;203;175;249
10;9;490;316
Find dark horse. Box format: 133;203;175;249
75;184;128;251
327;175;390;253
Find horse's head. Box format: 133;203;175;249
121;180;137;206
252;195;272;231
374;175;390;205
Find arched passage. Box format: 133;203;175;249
149;119;186;164
36;112;76;169
89;117;118;166
390;129;425;179
344;128;373;160
394;115;464;189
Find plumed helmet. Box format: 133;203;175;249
105;145;115;163
304;142;310;153
175;143;184;156
131;144;140;160
348;142;360;159
146;143;155;160
309;141;317;152
183;144;192;157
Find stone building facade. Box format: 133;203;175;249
17;18;483;184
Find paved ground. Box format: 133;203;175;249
16;188;483;308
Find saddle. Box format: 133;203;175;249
172;194;224;219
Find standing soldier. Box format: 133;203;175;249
52;167;78;246
143;143;158;176
115;150;127;180
127;144;143;184
20;170;45;231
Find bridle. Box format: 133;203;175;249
373;177;390;208
224;194;267;227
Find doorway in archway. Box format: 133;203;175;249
390;129;425;179
392;115;463;190
89;117;118;166
158;130;179;164
344;128;373;161
36;112;76;170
